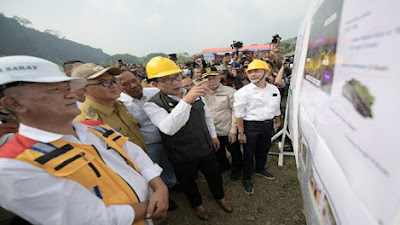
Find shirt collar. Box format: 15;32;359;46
215;84;224;92
84;97;115;116
121;91;148;103
165;88;187;101
248;83;257;89
18;121;88;143
248;82;268;90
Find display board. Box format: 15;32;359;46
290;0;400;224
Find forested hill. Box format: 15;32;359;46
0;14;110;65
0;13;295;65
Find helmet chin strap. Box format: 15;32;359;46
250;70;267;84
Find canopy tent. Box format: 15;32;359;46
201;44;273;54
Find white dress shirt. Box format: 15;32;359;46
234;83;281;121
143;89;217;138
0;121;162;225
118;88;161;144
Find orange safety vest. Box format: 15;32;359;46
0;124;147;225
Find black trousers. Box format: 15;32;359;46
215;136;242;172
172;152;224;208
242;120;273;180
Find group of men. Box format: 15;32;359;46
0;54;281;224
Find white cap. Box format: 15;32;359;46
0;55;87;89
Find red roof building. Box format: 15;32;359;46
201;44;273;54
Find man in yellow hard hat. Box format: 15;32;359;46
234;59;282;195
143;56;233;221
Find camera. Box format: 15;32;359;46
231;41;243;50
271;34;281;44
265;59;273;65
185;61;193;67
168;53;177;61
284;56;294;64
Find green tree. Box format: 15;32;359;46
177;52;191;63
12;15;32;27
141;52;168;65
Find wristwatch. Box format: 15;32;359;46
238;132;245;135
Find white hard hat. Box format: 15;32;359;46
0;55;87;90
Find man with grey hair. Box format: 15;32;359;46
117;70;180;210
192;67;204;84
62;60;84;77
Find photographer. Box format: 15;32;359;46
231;68;249;90
218;66;242;90
271;34;281;49
267;57;287;88
116;59;125;69
232;51;249;69
222;53;232;67
193;55;207;68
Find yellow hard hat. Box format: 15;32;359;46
146;56;182;79
245;59;270;73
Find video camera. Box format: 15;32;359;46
168;53;177;61
231;40;244;57
236;68;244;75
284;56;294;64
271;34;281;44
231;40;243;49
185;61;193;67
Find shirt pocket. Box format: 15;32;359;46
48;151;100;189
215;94;229;110
269;93;281;111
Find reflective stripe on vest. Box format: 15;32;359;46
15;125;145;225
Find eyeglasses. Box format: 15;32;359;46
158;74;183;84
86;78;117;87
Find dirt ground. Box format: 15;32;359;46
164;144;306;225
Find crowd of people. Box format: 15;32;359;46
0;37;293;224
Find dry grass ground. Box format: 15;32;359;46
164;144;306;225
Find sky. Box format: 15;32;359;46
0;0;312;57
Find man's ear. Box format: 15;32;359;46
152;81;158;88
78;87;90;97
0;95;26;114
74;87;88;96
